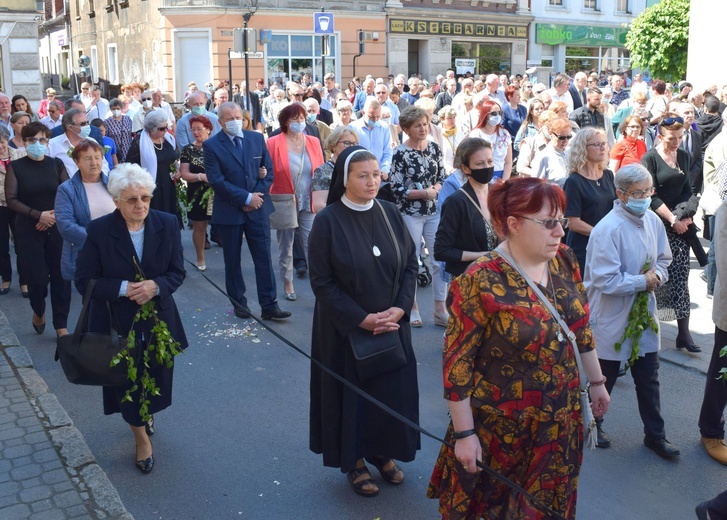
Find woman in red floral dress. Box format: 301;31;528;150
427;177;609;520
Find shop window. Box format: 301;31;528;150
452;41;511;76
566;46;630;76
266;34;336;86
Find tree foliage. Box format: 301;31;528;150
625;0;689;81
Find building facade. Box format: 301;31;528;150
0;0;42;103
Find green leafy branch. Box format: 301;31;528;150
110;258;182;423
615;260;659;369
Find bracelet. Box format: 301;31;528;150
453;429;477;440
589;377;607;387
197;173;202;182
670;215;678;227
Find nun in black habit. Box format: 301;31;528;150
308;146;421;498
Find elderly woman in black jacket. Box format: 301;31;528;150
75;163;187;474
434;138;497;278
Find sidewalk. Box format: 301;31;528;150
0;311;132;520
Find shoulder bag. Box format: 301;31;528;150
348;201;408;382
55;279;129;386
269;143;305;230
496;246;597;450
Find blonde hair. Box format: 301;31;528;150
567;127;608;173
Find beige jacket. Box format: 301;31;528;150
714;201;727;330
0;147;27;206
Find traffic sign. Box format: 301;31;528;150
314;12;334;34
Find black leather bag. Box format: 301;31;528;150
349;328;406;382
55;279;129;386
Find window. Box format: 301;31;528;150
90;46;99;83
616;0;629;12
549;0;564;5
451;42;511;76
584;0;596;9
266;34;337;86
107;44;118;84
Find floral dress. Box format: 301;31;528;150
180;144;211;221
389;141;446;216
427;245;594;520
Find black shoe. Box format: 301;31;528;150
596;423;611;449
617;367;627;378
676;341;701;353
32;315;45;335
234;306;252;319
644;437;680;458
136;454;154;474
21;288;29;298
261;307;291;321
295;266;307;278
204;239;211;250
0;286;8;295
211;234;223;247
145;415;155;436
696;501;710;520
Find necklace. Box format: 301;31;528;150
153;140;164;151
548;270;568;344
352;205;382;257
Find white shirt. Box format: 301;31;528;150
547;89;574;113
40;115;62;130
155;101;176;128
85;98;109;121
48;133;109;177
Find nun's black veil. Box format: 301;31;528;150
325;145;377;206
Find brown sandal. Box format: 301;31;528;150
365;456;404;485
347;465;379;497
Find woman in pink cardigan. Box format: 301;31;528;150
266;102;325;301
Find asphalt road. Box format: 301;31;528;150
2;233;725;520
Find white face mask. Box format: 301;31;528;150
112;109;122;118
225;119;243;136
142;100;153;109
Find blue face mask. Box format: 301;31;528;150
364;117;376;129
225;119;243;136
306;113;317;124
626;196;651;214
488;114;502;126
78;125;91;138
191;106;206;116
289;122;306;134
26;142;47;159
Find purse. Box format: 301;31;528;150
55;279;129;387
496;246;598;450
348;201;408;382
269;143;305;230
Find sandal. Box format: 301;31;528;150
347;465;379;497
410;309;423;328
365;456;404;485
145;415;155;436
433;311;449;327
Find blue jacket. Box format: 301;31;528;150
203;129;274;226
55;172;110;281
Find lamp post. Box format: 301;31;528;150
243;0;259;114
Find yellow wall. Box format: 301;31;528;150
0;0;36;10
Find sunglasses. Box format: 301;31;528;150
72;121;90;127
141;97;152;101
662;116;684;126
121;195;153;205
489;111;502;117
157;126;168;132
522;216;569;230
553;133;573;141
293;94;304;98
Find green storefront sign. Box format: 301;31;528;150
535;23;628;47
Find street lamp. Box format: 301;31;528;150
243;0;259;114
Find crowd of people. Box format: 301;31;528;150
3;66;727;519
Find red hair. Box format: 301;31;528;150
278;102;307;133
488;177;567;239
504;85;518;101
188;115;213;133
475;100;503;131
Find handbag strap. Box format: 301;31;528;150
374;200;402;307
459;186;490;223
495;245;590;390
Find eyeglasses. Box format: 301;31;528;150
553;133;573;141
120;195;153;205
24;137;49;144
375;91;387;95
339;140;357;147
662;116;684;126
293;93;304;98
71;121;90;127
522;216;569;230
338;108;352;114
587;142;608;149
626;125;642;130
620;187;655;199
157;126;168;132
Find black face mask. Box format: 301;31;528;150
467;166;495;184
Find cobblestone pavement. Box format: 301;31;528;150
0;311;132;520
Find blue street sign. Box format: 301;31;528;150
314;12;334;34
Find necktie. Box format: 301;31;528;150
234;136;243;155
683;130;691;154
582;90;587;105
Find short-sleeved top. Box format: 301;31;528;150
389;141;446;216
180;143;205;173
610;137;647;169
564;170;616;266
311;159;334;192
468;127;511;172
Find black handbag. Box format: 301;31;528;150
347;201;407;382
55;279;129;386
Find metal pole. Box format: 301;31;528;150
243;15;251;113
320;7;325;83
228;48;233;99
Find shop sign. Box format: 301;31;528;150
389;19;527;39
535;23;628;47
455;59;476;75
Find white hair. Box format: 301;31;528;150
108;163;156;199
614;163;652;191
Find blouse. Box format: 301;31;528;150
389;141;446;217
468;127;511;172
311;160;335;192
